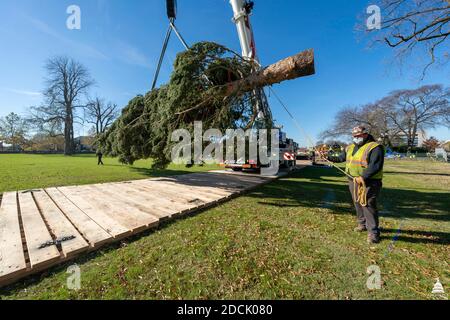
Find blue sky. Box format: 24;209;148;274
0;0;448;145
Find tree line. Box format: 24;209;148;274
321;84;449;150
2;0;449;155
324;0;450;151
0;57;119;154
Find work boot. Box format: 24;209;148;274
367;234;380;244
354;225;367;232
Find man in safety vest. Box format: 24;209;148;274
346;126;384;244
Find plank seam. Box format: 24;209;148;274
30;191;63;257
89;185;166;220
0;170;291;288
16;192;31;268
43;189;92;247
56;187;115;238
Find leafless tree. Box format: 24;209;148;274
363;0;449;77
323;84;449;149
30;56;94;155
321;103;401;146
380;84;449;148
85;98;119;136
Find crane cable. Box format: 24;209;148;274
151;23;173;90
268;87;368;206
151;18;190;90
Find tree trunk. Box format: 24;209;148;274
225;49;315;95
64;125;71;155
411;124;418;149
64;107;74;155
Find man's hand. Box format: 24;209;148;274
354;176;365;185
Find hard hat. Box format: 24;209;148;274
352;126;369;137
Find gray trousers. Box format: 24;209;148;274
349;179;382;237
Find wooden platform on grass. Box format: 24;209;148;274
0;170;283;287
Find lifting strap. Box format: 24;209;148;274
270;88;372;207
151;18;190;90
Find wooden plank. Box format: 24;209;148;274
167;176;240;194
181;173;261;188
132;179;224;203
121;182;206;215
62;186;158;232
214;173;272;185
91;184;177;219
0;192;27;282
57;187;130;239
173;173;255;189
83;185;159;228
18;192;60;269
0;170;286;288
126;183;213;211
142;177;234;197
119;182;201;212
32;191;89;258
210;170;274;182
201;174;264;191
144;181;223;202
45;188;112;247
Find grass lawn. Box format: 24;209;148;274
0;158;449;299
0;154;219;194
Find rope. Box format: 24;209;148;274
269;89;368;207
268;87;354;180
353;178;368;206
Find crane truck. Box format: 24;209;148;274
161;0;297;172
224;0;297;172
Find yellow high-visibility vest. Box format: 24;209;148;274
345;142;383;179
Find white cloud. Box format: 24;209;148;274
1;88;42;97
28;15;152;69
115;40;153;69
27;17;108;60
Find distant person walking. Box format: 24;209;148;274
345;126;385;245
96;150;104;166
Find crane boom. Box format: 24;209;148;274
229;0;273;126
227;0;298;172
229;0;257;61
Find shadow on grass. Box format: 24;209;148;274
121;165;449;226
384;171;450;177
1;165;448;296
254;167;449;222
99;162;208;178
380;228;449;245
252;166;450;246
0;199;222;297
128;166;199;178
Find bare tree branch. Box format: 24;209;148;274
323;84;449;149
85;97;119;135
29;56;94;155
361;0;450;77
